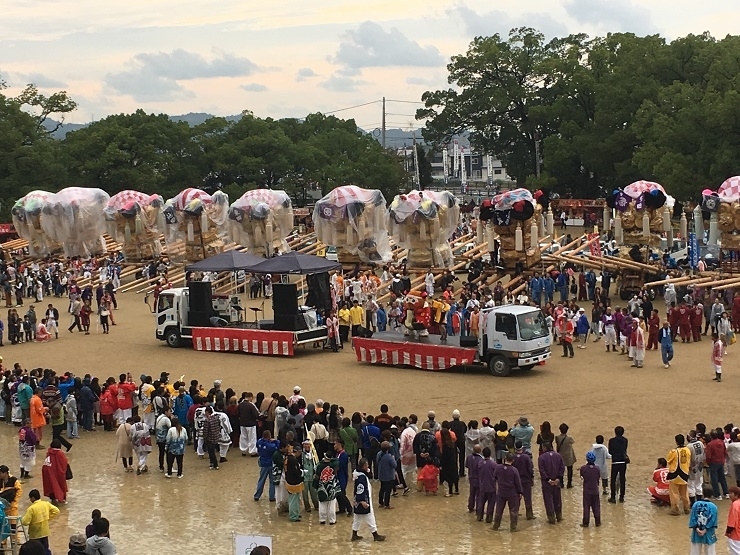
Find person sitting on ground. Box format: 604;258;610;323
647;457;670;506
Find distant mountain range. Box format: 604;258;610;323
42;112;468;149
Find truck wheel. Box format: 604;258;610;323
619;288;630;301
165;329;181;348
488;355;511;377
519;364;534;371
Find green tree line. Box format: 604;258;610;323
0;79;407;220
419;27;740;200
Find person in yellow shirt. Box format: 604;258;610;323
666;434;692;516
338;302;351;344
0;465;21;517
349;300;365;338
21;489;60;551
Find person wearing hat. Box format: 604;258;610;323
510;417;534;455
580;451;602;527
288;387;304;408
576;308;590;349
422;411;441;434
68;533;88;555
0;464;21;519
691;302;704;343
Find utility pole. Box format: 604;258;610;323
381;96;386;149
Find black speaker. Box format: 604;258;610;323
274;314;307;331
460;335;478;347
273;283;299;315
355;326;373;338
258;320;274;330
188;310;213;327
306;272;331;312
189;281;213;312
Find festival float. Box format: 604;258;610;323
162;188;229;262
228;189;294;257
713;176;740;249
480;188;544;271
40;187;111;258
11;190;59;257
606;181;671;299
313;186;392;264
388;190;459;268
104;190;164;260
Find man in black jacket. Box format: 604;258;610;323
238;392;260;457
450;410;468;477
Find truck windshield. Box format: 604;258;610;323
517;311;549;340
157;294;174;312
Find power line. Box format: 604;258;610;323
323;100;381;115
386;99;425;104
386;112;425;117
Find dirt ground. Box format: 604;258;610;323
0;290;737;554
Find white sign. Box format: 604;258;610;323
234;535;272;555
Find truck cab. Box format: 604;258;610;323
479;305;551;376
156;287;236;347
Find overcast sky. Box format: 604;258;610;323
2;0;738;127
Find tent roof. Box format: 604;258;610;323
247;251;341;275
185;250;265;272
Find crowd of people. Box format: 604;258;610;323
6;362;740;552
0;256;121;346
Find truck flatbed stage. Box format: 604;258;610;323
352;332;478;371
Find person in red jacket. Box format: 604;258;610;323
677;301;691;343
691;303;704;343
99;385;118;432
109;374;137;426
705;429;729;500
647;309;660;350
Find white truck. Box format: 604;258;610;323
476;304;552;376
155;287;327;348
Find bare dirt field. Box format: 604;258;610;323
0;291;735;554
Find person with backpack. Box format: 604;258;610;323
314;450;339;524
154;409;172;473
254;431;280;502
49;400;71;451
301;439;319;513
361;416;382;479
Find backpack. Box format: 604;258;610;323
315;464;339;502
50;403;62;419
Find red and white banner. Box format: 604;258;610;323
191;327;295;356
588;232;601;258
353;337;477;371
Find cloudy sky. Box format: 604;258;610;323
2;0;739;127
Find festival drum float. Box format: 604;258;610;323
313;185;392;264
40;187;111;258
11;190;59;257
228;189;294;256
488;188;542;271
162;188;229;262
607;181;668;256
388;190;459;269
713;176;740;249
104;190;164;261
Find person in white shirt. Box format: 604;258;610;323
425;270;435;297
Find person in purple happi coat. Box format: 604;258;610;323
493;453;523;532
512;440;536;520
580;451;602;527
476;447;498;523
465;444;483;513
538;440;565;524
